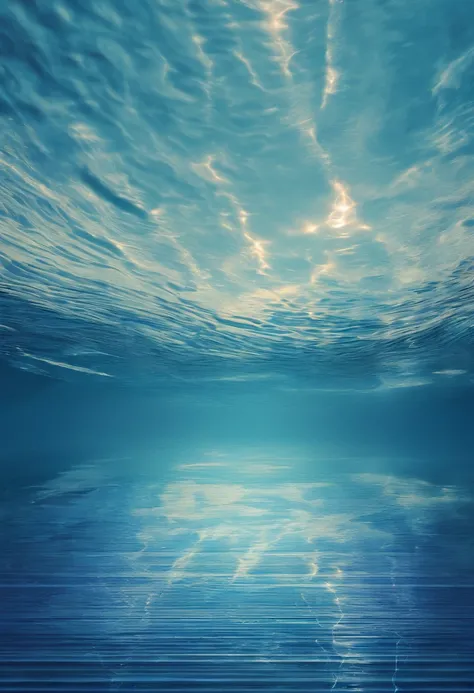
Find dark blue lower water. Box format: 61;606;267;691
1;374;473;691
1;0;474;689
1;446;474;692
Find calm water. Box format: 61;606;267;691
2;449;474;691
1;0;474;690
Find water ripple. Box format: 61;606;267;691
1;0;474;387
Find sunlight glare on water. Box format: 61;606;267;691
1;0;474;386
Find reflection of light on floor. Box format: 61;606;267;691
392;632;402;693
131;453;356;684
117;450;471;688
10;448;469;690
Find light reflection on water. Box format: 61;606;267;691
2;0;474;386
1;449;473;691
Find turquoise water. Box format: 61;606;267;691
1;0;474;387
1;0;474;690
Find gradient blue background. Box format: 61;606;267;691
1;0;474;690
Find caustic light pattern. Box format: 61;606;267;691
1;0;474;387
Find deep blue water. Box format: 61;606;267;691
1;0;474;690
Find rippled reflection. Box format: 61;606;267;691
1;449;473;690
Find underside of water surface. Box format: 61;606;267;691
1;0;474;690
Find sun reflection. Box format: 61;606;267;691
243;231;271;273
327;180;357;230
311;255;335;283
234;50;266;91
323;179;372;239
302;221;320;235
322;65;339;108
288;180;370;254
260;0;300;78
191;155;228;184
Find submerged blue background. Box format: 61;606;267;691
1;0;474;690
